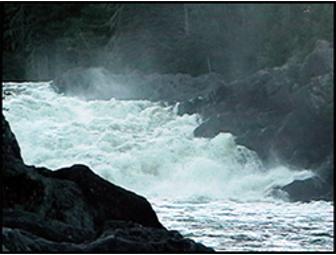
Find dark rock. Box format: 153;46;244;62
3;223;213;253
3;209;94;244
2;228;81;252
194;109;282;163
268;155;333;202
2;114;214;252
187;41;333;202
50;164;164;229
82;220;212;252
2;114;23;163
3;163;97;241
280;176;332;202
3;173;45;212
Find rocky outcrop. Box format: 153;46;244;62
3;114;23;163
277;154;333;202
2;115;213;252
179;40;334;202
3;221;207;252
191;70;333;168
280;176;331;202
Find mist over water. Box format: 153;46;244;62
3;81;333;251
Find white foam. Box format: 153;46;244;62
3;82;313;200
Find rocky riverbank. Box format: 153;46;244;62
2;115;213;252
178;40;334;202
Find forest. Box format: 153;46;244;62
3;3;333;81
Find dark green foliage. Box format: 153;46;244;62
2;3;333;81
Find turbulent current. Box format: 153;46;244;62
3;82;334;251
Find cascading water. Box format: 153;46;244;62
3;81;333;251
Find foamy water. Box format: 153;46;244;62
3;82;334;251
153;199;333;251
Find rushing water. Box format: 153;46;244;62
3;82;334;251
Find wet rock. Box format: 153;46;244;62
280;176;332;202
50;164;164;229
188;41;333;202
2;114;214;252
2;114;23;163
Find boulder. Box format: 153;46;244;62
49;164;164;229
280;176;332;202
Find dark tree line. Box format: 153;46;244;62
3;3;333;81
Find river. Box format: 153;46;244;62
3;81;333;251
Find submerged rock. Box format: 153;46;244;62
2;114;213;252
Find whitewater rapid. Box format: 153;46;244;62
3;81;333;251
3;81;311;200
